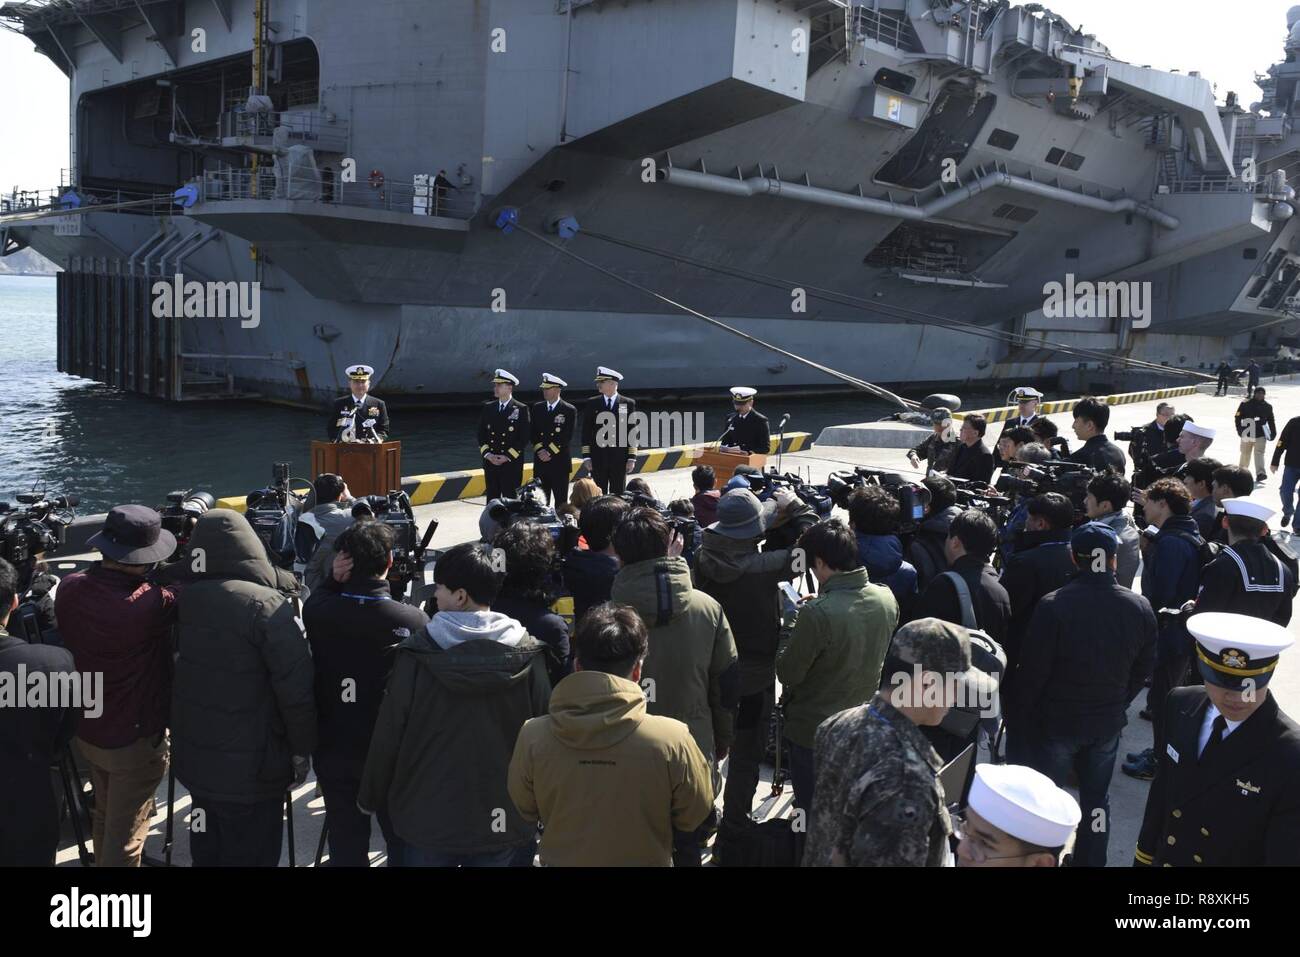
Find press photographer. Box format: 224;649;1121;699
0;490;78;641
562;494;628;623
1115;402;1174;478
298;473;355;593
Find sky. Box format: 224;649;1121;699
0;0;1297;192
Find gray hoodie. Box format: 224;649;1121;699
425;610;528;650
1096;509;1141;589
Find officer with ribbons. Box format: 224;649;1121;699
531;373;576;506
1134;612;1300;866
581;366;637;495
478;369;531;501
328;364;390;443
719;387;771;455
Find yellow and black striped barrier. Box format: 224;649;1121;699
957;386;1199;424
214;432;814;511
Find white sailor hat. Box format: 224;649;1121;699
1223;498;1274;523
1182;422;1216;440
1011;386;1044;402
492;369;520;386
594;366;623;383
346;364;374;381
730;386;758;402
540;373;567;389
967;764;1081;850
1188;612;1293;689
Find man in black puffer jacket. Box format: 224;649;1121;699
694;486;817;851
998;493;1077;666
167;510;317;866
907;476;962;592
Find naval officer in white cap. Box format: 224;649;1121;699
955;764;1081;867
994;386;1045;466
531;373;576;506
1135;612;1300;866
581;366;637;494
478;369;531;500
719;387;771;455
327;363;389;442
1194;498;1296;625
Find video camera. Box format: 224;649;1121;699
742;470;834;518
620;486;701;561
948;477;1014;525
246;463;305;570
0;490;78;594
826;467;928;534
994;460;1098;519
490;480;581;553
352;489;439;586
157;490;215;562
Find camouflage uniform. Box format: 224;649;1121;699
802;691;950;867
803;618;995;867
910;434;958;476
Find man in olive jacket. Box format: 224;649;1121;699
777;519;899;817
167;510;317;867
610;507;738;865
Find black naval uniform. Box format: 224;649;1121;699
720;409;771;455
1195;542;1297;627
581;393;637;495
327;394;390;442
1135;688;1300;866
479;398;531;500
531;397;576;505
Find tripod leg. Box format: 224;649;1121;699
59;753;92;866
315;818;329;868
285;790;296;868
163;761;176;866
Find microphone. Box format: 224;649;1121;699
777;413;791;431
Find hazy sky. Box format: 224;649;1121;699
0;0;1296;192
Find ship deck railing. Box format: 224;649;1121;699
198;167;481;220
846;4;923;53
1160;176;1270;195
218;108;349;149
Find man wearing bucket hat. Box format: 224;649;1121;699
694;485;819;852
1134;612;1300;866
55;505;179;866
804;617;995;866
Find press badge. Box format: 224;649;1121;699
1166;743;1180;763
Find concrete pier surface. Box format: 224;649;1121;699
53;379;1300;867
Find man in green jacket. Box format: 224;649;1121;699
610;508;738;865
777;518;899;818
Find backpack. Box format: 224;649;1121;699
934;572;1007;743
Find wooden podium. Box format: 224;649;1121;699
696;449;767;490
311;440;402;497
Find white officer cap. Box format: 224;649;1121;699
1011;387;1044;401
730;386;758;401
967;764;1081;850
346;364;374;380
1223;499;1274;523
492;369;520;386
540;373;568;389
1187;612;1293;689
1182;422;1216;440
595;366;623;382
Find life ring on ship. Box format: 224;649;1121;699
368;169;385;190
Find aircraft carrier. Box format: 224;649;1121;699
3;0;1300;406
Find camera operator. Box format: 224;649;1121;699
563;494;629;624
1006;523;1156;867
0;556;79;866
1181;458;1224;540
912;509;1010;647
847;486;918;612
1195;500;1297;625
908;476;962;590
694;485;818;855
1068;397;1127;475
999;493;1076;665
1030;418;1069;459
949;414;995;484
610;508;738;865
1084;473;1141;588
997;442;1054;563
167;510;317;866
1121;479;1203;782
690;465;721;527
54;505;178;867
907;408;958;476
994;426;1035;470
1122;402;1174;476
491;521;572;686
299;473;355;595
304;522;429;867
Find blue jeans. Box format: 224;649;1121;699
398;843;524;867
1008;727;1119;867
1280;466;1300;519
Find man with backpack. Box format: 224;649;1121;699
912;509;1010;648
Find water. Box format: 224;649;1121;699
0;274;1001;514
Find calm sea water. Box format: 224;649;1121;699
0;274;1001;514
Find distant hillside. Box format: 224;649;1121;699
0;247;59;276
